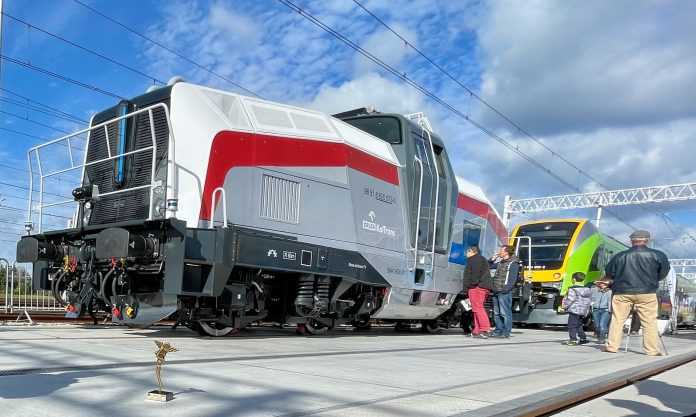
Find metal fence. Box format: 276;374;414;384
1;259;63;315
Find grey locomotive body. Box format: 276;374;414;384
17;82;501;335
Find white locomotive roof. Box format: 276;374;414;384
176;83;400;166
456;176;503;220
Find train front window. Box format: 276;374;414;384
344;116;402;144
515;222;579;270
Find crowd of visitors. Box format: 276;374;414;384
460;229;670;356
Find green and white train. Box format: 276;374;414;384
509;219;627;325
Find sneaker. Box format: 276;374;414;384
472;333;488;339
563;340;578;346
602;347;618;353
578;339;590;345
597;339;606;344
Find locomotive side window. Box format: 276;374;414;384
433;145;452;252
343;116;402;144
589;246;603;272
412;129;436;249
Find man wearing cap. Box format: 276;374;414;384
603;230;670;355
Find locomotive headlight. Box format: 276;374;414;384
553;273;561;280
82;200;93;224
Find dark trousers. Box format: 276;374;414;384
461;310;473;334
568;313;587;341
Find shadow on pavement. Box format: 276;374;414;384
605;379;696;417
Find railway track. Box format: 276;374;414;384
450;350;696;417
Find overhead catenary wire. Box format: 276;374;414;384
0;179;72;200
0;87;87;124
0;54;126;100
276;0;638;231
71;0;262;98
0;109;72;134
351;0;695;246
1;12;165;86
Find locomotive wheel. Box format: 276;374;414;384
195;321;236;337
421;320;442;334
303;320;330;335
352;317;372;331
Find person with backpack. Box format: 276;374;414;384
489;245;519;338
462;245;493;338
562;272;592;345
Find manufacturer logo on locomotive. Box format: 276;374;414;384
361;211;396;237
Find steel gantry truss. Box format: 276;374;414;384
677;273;696;280
670;259;696;269
503;181;696;228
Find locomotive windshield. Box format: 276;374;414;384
343;116;402;144
515;222;580;270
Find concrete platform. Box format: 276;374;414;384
0;324;694;417
556;359;696;417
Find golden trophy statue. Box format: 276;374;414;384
147;340;178;402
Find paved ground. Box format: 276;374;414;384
557;357;696;417
0;323;694;417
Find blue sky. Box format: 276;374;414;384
1;0;695;261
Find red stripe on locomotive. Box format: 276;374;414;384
200;131;400;220
457;193;507;242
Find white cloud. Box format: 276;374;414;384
307;72;428;115
353;25;417;76
476;1;696;134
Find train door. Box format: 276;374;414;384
408;128;456;287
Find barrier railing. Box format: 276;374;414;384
1;263;63;315
26;102;176;233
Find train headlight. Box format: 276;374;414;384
553;273;561;280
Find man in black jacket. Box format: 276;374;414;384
489;245;519;338
604;230;670;355
463;245;492;338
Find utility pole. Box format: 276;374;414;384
0;0;4;86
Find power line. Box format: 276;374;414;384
0;204;72;220
0;87;87;124
0;109;72;134
0;124;86;154
351;0;694;245
0;179;72;200
2;12;165;86
276;0;638;231
0;54;125;100
0;218;64;229
71;0;262;98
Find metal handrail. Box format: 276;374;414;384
26;103;176;233
511;236;533;279
1;258;9;313
424;128;440;273
209;187;228;229
411;157;424;272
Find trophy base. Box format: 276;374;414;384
147;390;174;402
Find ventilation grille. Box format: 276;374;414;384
84;103;169;225
260;175;301;224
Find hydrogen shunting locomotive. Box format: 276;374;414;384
17;81;505;336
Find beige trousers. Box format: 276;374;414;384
606;293;661;355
